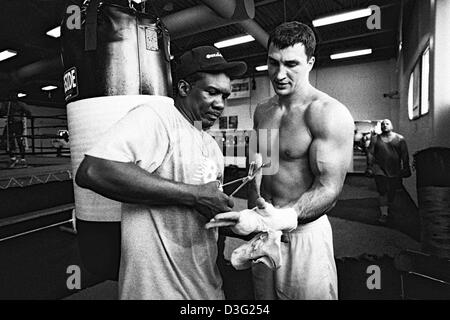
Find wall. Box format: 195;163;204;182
431;0;450;147
312;60;399;124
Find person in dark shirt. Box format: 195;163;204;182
366;119;411;223
0;94;32;167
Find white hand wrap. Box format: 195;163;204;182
231;202;298;235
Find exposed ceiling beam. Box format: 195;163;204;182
255;0;279;7
222;28;396;61
6;39;57;57
162;4;253;40
320;29;395;45
290;0;311;22
200;0;269;48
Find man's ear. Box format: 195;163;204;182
307;56;315;70
177;80;191;97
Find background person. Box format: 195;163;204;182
0;94;32;167
365;118;411;223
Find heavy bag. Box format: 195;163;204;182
61;0;172;101
60;0;175;281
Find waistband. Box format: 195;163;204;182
285;214;330;234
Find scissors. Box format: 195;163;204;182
221;160;271;197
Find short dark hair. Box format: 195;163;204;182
268;21;316;60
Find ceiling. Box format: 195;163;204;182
0;0;404;108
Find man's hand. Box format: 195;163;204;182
205;198;298;235
194;181;234;220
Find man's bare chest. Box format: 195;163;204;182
257;109;312;160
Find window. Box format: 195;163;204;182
408;44;430;120
421;46;430;115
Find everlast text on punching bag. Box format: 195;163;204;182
61;0;174;281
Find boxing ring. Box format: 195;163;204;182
0;113;75;242
0;113;70;159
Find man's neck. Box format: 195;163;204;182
174;98;204;131
174;99;193;122
278;82;314;109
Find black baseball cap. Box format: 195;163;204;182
177;46;247;79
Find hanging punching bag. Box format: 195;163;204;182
61;0;173;280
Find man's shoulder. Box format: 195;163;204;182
394;132;405;140
127;97;176;120
306;91;353;132
308;90;347;112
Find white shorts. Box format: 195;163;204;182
252;215;338;300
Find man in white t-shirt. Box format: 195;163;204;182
75;46;246;299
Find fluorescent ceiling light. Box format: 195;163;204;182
255;65;268;71
0;49;17;62
42;85;58;91
313;8;372;27
46;26;61;38
17;93;27;98
214;35;255;48
330;48;372;60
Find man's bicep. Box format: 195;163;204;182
76;155;121;188
310;137;350;190
309;112;354;192
76;155;148;202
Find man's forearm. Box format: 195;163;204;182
76;157;198;207
292;184;339;224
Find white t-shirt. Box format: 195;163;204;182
86;100;225;300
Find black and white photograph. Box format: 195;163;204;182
0;0;449;309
